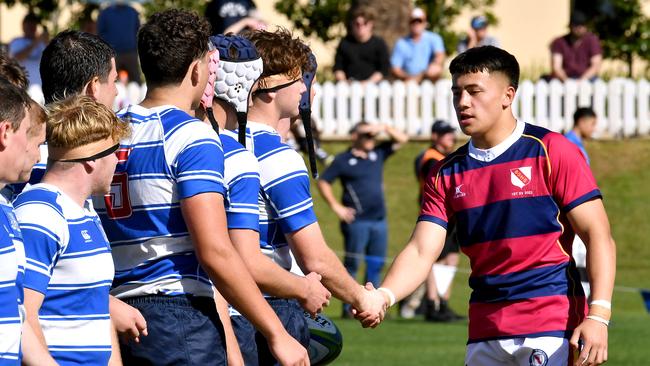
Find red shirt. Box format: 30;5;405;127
551;32;602;78
420;123;600;342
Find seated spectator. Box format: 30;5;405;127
333;7;390;83
8;13;47;87
205;0;265;35
391;7;446;82
550;12;602;81
98;3;141;83
456;15;500;53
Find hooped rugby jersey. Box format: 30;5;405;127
0;194;25;365
15;184;114;365
420;120;600;343
221;129;261;232
94;105;226;299
238;121;317;270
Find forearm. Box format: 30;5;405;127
108;320;123;366
391;67;410;81
581;58;601;80
214;289;244;365
316;180;341;209
230;229;308;299
381;222;445;301
25;314;47;349
288;223;364;307
21;322;56;366
586;236;616;303
12;42;37;61
368;71;384;83
383;124;408;145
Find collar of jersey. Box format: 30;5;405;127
469;120;525;162
246;120;278;134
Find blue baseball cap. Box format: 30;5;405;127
471;15;488;29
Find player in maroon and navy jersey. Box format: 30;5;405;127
356;46;616;366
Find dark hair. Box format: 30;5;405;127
349;121;370;134
138;9;211;87
245;28;310;84
573;107;596;125
349;6;376;24
23;12;39;24
0;78;32;131
0;50;28;89
449;46;520;90
40;30;115;104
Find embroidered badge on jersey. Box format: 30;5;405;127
529;349;548;366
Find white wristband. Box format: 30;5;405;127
590;300;612;310
377;287;396;308
586;315;610;326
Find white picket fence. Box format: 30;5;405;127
30;78;647;139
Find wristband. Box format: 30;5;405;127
586;315;610;326
590;300;612;310
377;287;396;308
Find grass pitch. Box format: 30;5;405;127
310;138;650;365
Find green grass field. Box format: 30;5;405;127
309;138;650;365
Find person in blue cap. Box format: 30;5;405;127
457;15;500;54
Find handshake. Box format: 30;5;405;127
351;283;396;328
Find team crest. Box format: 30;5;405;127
510;166;532;189
529;349;548;366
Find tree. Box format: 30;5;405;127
274;0;496;53
575;0;649;78
0;0;58;24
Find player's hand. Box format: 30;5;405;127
333;204;355;224
570;318;608;365
352;283;388;328
109;296;148;343
267;332;310;366
299;272;332;318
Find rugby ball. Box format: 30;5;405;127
303;312;343;365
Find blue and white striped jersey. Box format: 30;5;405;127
0;195;25;365
221;130;260;232
95;105;226;299
14;184;114;366
239;121;317;270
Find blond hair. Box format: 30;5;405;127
46;95;130;148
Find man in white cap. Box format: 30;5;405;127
390;7;446;82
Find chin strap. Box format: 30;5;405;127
299;53;318;179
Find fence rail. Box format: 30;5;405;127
29;78;648;139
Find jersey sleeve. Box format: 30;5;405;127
418;162;451;229
390;39;406;69
260;149;317;234
319;156;342;183
431;33;445;54
545;133;601;212
13;200;67;295
168;121;226;200
225;150;261;232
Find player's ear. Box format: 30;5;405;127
189;59;201;86
502;85;516;109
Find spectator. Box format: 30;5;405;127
97;3;141;83
0;50;28;89
391;7;446;82
205;0;265;35
8;13;47;87
457;15;500;54
333;7;390;83
401;120;464;322
317;122;408;317
550;12;602;81
566;107;596;164
566;107;598;299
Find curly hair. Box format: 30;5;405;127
245;28;311;85
46;95;130;149
0;50;28;89
138;9;211;87
40;30;115;104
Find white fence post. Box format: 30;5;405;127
420;81;435;136
592;79;608;138
637;79;650;136
392;81;407;132
534;80;550;129
363;82;379;124
320;81;336;136
519;80;535;125
607;79;624;137
548;79;564;132
406;81;421;135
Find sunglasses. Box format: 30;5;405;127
410;18;425;24
359;132;377;139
